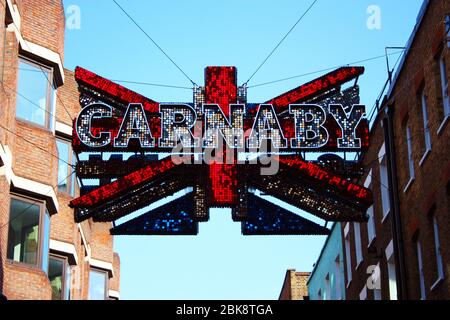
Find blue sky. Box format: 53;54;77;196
63;0;424;299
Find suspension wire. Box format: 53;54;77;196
110;79;193;90
244;0;319;85
0;123;75;168
112;0;198;87
248;50;405;89
2;81;67;124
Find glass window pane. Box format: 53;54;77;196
89;270;107;300
49;257;64;300
57;140;70;193
7;198;40;265
16;60;52;127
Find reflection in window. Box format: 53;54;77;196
56;139;77;196
7;196;50;272
89;269;108;300
49;256;71;300
16;58;54;128
49;257;64;300
7;198;40;265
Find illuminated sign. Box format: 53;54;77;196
70;66;373;236
75;102;367;151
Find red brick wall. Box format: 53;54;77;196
56;69;79;124
90;222;114;264
20;0;65;61
0;1;121;300
110;253;120;293
3;262;51;300
390;0;450;299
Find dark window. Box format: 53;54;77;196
439;55;450;119
49;255;71;300
7;195;50;273
445;15;450;48
89;269;108;300
16;58;55;129
56;138;77;196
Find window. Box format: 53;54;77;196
373;263;382;300
386;240;398;300
16;58;55;129
359;286;367;300
431;215;444;288
335;255;342;300
317;289;322;300
439;55;450;119
405;125;415;188
7;196;50;273
420;92;431;156
379;145;390;219
446;15;450;48
49;255;71;300
325;274;331;300
416;239;426;300
344;223;352;286
56;138;77;196
354;223;363;268
89;269;108;300
364;172;376;245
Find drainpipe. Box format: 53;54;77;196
382;105;408;300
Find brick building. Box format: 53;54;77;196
279;269;310;300
341;0;450;300
0;0;120;300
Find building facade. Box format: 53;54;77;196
0;0;120;300
342;0;450;300
307;223;346;300
279;269;310;300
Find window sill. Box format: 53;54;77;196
6;259;45;275
430;276;444;292
16;118;51;133
419;149;431;167
437;115;449;136
403;177;415;194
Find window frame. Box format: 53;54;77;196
88;268;109;300
419;91;432;166
16;56;55;130
430;214;445;290
334;255;342;300
354;222;363;269
386;240;398;300
49;254;70;300
404;124;415;192
446;15;450;48
7;193;50;272
56;137;77;196
415;239;426;300
379;145;391;221
324;273;331;301
438;54;450;122
364;172;376;246
344;223;352;287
